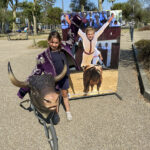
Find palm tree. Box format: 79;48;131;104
98;0;104;11
8;0;19;32
70;0;97;12
33;0;38;35
33;0;55;35
0;0;9;33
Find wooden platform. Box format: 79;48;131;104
68;69;118;98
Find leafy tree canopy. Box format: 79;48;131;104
45;7;62;24
111;0;145;22
0;0;8;8
70;0;97;12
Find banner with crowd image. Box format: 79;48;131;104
61;10;122;99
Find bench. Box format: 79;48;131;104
8;32;28;40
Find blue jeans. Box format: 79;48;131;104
130;27;134;42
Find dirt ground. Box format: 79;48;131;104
0;30;150;150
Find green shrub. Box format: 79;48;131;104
37;40;48;48
135;40;150;69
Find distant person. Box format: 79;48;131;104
86;12;94;22
61;19;69;41
111;20;120;27
129;20;135;42
96;43;106;68
61;19;69;29
102;42;111;67
81;12;88;28
38;24;42;32
97;43;101;49
30;25;33;33
107;11;115;27
77;13;114;67
99;11;107;25
93;15;101;28
24;27;28;33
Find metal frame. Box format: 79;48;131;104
19;97;61;150
69;92;122;100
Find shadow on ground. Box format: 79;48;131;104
119;49;136;69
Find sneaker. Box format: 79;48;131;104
68;93;71;98
66;112;72;121
52;113;60;125
102;64;107;69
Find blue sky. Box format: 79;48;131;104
54;0;129;12
21;0;148;11
22;0;128;11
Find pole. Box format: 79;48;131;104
98;0;103;11
133;5;134;18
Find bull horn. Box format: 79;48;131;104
54;63;67;82
8;62;29;88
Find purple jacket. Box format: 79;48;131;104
17;16;82;99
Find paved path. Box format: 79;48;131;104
0;30;150;150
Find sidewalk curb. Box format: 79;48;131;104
132;44;150;100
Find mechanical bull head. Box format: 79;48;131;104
83;65;102;94
8;62;67;114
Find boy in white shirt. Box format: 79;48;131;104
77;13;114;67
65;13;114;68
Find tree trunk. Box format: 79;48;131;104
12;6;17;32
27;19;31;33
33;15;37;35
81;4;84;12
98;0;103;11
33;0;37;35
2;22;5;33
1;8;6;33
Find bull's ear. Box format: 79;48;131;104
8;62;29;88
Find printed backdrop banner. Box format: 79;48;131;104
61;10;122;99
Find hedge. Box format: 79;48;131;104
135;39;150;69
37;40;48;48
